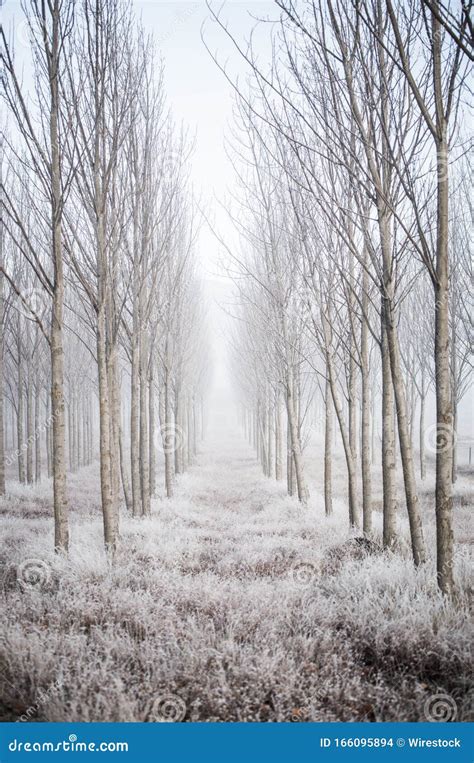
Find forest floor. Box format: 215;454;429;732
0;415;473;722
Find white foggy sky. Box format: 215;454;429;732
132;1;276;400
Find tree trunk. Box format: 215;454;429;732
378;200;425;564
49;10;68;551
286;409;293;496
361;288;372;534
68;396;73;471
149;366;156;498
326;349;358;526
385;302;426;565
130;329;140;516
267;398;273;477
17;339;25;485
119;423;132;512
451;401;457;484
285;370;309;504
0;220;4;494
26;346;34;484
434;128;454;593
163;374;174;498
46;392;52;478
174;390;182;475
324;371;333;517
275;392;283;480
348;347;358;525
381;318;397;548
109;346;121;538
139;328;150;517
35;373;41;483
97;302;116;554
419;387;426;481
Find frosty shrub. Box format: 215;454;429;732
0;443;472;722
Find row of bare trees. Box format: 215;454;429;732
213;0;472;594
1;0;209;556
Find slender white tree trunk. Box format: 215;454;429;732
381;315;397;547
285;370;309;504
419;380;426;481
275;392;283;480
149;365;156;498
17;338;25;485
96;301;116;553
434;128;454;593
324;371;333;517
139;327;150;516
163;372;174;498
361;268;372;534
35;372;41;483
119;422;132;512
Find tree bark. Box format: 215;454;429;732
119;423;132;512
275;392;283;480
285;369;309;504
149;365;156;498
130;325;141;516
17;336;25;485
96;302;116;553
385;299;426;565
163;372;174;498
419;382;426;481
361;279;372;533
35;372;41;483
139;325;150;516
324;371;333;517
50;0;68;552
434;128;454;593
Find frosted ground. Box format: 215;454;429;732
0;416;472;722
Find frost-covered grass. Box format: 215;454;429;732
0;423;472;722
